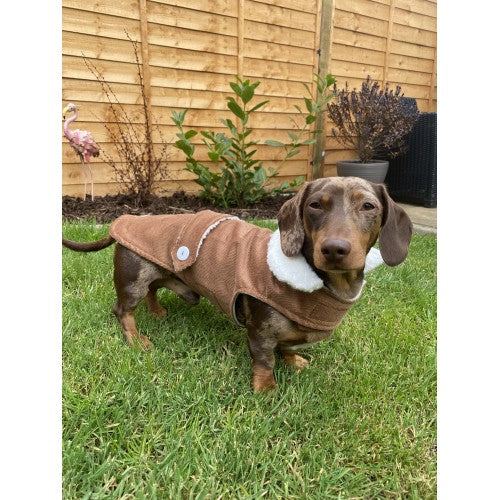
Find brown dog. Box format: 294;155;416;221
63;177;412;392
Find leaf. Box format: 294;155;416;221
174;139;194;157
299;138;317;145
265;140;285;147
208;152;220;162
184;130;197;139
306;115;317;124
248;100;269;113
241;85;254;104
285;149;301;159
229;81;242;97
226;98;245;120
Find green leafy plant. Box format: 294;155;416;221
265;73;337;160
172;77;305;208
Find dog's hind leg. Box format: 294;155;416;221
145;281;169;318
163;276;200;305
113;244;166;349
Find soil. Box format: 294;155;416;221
62;192;293;223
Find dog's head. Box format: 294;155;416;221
277;177;412;273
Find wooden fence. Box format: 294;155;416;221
62;0;437;197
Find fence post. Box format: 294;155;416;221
382;0;395;86
238;0;245;78
428;47;437;112
311;0;335;180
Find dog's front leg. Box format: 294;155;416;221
247;328;278;392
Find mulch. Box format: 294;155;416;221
62;192;293;224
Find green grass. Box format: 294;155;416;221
62;220;436;499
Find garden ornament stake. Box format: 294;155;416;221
63;103;100;201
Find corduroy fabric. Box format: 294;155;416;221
110;210;361;331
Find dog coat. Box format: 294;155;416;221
109;210;365;331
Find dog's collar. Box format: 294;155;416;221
266;230;384;293
267;230;325;292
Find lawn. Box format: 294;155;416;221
62;220;436;499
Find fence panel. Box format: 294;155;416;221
62;0;437;196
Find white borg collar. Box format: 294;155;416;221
266;230;384;293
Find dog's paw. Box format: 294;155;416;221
150;307;168;318
182;291;200;305
283;353;310;371
128;335;153;351
252;366;277;392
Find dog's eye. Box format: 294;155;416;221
309;201;321;209
362;202;375;210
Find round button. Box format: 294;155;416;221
176;246;190;261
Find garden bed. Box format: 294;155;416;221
62;192;293;223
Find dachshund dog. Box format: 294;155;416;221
63;177;412;392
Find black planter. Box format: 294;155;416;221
337;159;389;183
384;111;437;208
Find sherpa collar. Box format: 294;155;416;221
266;230;384;293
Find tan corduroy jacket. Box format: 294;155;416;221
109;210;363;331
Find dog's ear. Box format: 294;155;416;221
277;182;311;257
373;183;413;266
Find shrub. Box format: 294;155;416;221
172;75;336;208
327;75;419;163
84;33;169;206
172;78;302;208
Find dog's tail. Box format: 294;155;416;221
62;235;115;252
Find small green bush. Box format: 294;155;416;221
172;75;335;208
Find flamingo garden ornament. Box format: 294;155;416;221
63;103;100;201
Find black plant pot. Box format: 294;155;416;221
337;159;389;183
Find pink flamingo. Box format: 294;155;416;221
63;103;100;201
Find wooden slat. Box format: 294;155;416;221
331;59;384;82
245;0;316;32
63;8;141;40
250;0;316;14
62;158;309;184
392;22;436;47
63;142;310;164
61;101;312;129
60;120;319;145
147;2;237;36
386;67;432;86
335;0;390;21
149;0;237;18
393;7;437;32
148;45;238;74
331;43;385;66
244;20;315;49
388;53;434;73
62;0;140;19
390;39;435;60
63;32;143;64
244;57;314;83
332;27;387;52
395;0;437;18
148;23;237;55
333;9;389;38
243;39;314;65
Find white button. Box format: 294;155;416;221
176;246;190;261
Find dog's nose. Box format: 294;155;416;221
321;238;352;261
